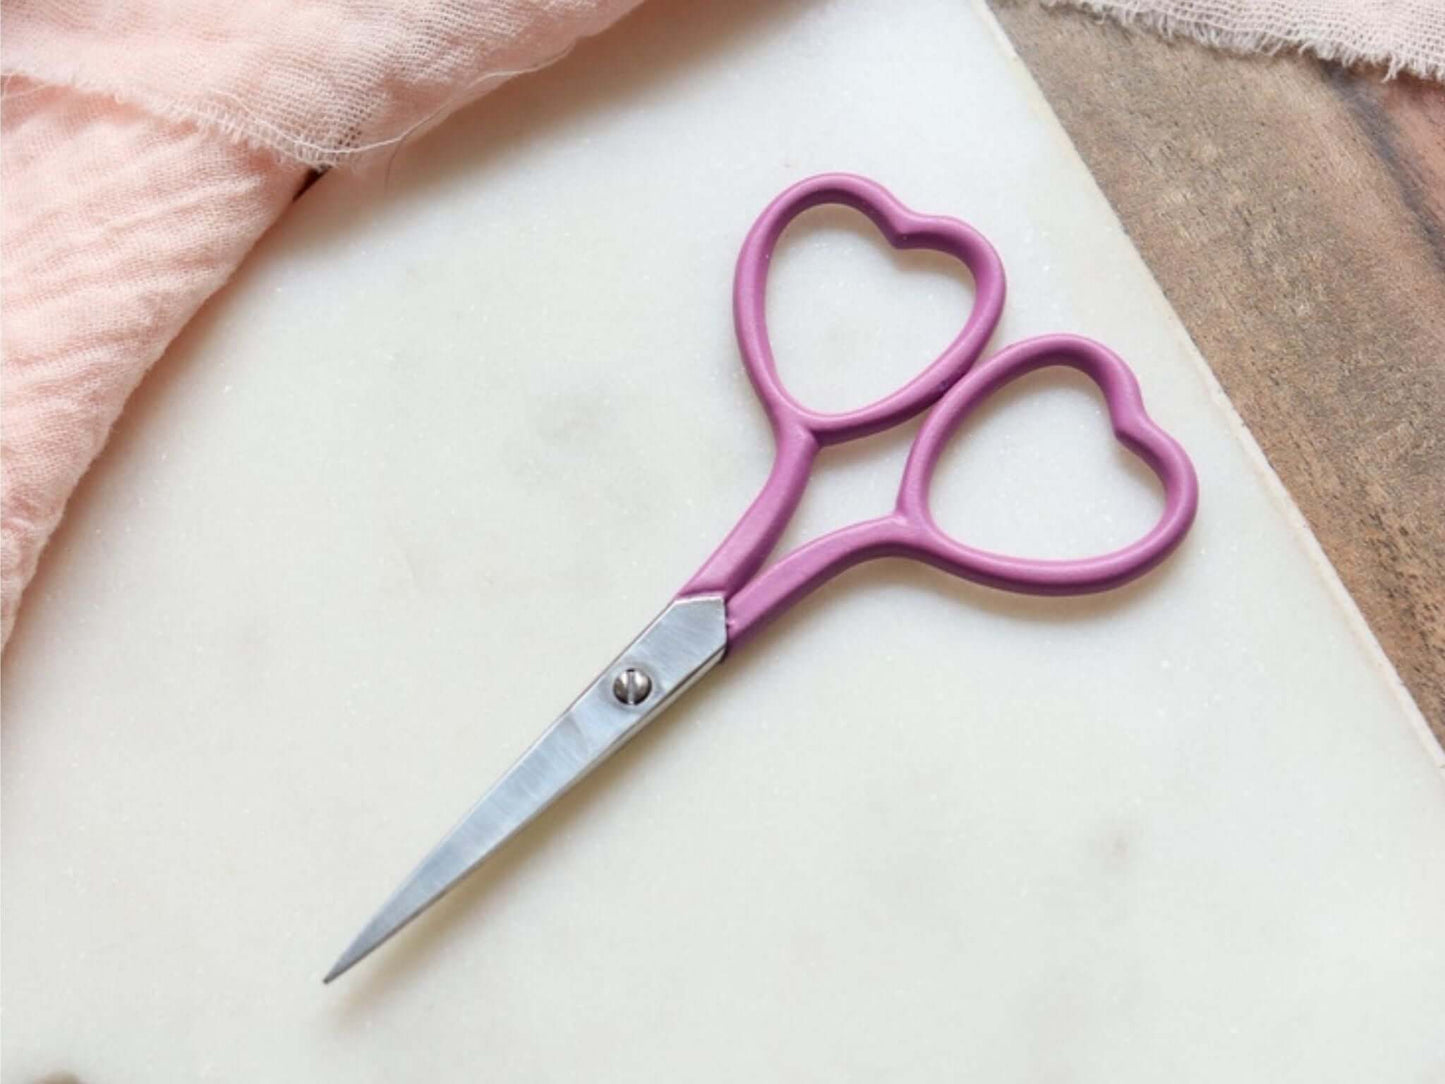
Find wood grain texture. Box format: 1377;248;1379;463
990;3;1445;746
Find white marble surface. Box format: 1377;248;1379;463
5;0;1445;1080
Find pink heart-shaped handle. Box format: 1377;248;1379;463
721;334;1199;646
896;334;1199;592
679;175;1197;650
733;173;1007;444
684;174;1006;601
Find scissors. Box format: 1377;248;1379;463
324;173;1198;983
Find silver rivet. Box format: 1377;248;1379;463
611;667;653;705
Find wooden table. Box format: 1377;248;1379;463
992;3;1445;745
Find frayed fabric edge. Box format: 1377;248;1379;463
0;53;568;172
1040;0;1445;83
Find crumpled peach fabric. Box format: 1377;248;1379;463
1;0;646;645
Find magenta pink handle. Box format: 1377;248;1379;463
732;173;1007;443
682;173;1007;600
676;174;1198;652
721;334;1199;646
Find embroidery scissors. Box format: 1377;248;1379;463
324;174;1198;983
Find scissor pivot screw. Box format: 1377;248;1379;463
612;667;653;705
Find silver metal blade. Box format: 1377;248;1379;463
324;594;727;983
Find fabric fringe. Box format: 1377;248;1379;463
1044;0;1445;83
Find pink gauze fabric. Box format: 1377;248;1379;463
1;0;648;646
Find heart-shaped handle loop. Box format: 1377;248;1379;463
721;334;1199;645
734;173;1007;446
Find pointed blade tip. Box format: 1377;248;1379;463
322;933;376;985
